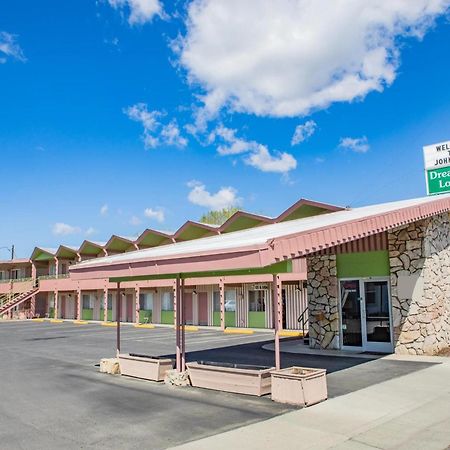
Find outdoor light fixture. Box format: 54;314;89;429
193;289;197;295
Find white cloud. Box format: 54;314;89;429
100;204;109;216
85;227;96;236
210;124;297;173
187;181;241;209
107;0;163;25
130;215;142;226
244;145;297;173
144;208;165;223
339;136;370;153
211;125;254;156
291;120;317;146
124;103;188;149
178;1;449;122
160;120;188;148
0;31;26;63
52;223;81;236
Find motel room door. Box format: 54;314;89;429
339;278;393;353
184;292;193;325
197;292;208;326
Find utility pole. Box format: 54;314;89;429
0;245;15;260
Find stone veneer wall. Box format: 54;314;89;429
306;254;339;349
389;212;450;355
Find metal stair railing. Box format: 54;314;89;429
297;306;309;343
0;279;40;315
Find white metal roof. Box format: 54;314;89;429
72;194;450;269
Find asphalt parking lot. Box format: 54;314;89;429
0;321;436;449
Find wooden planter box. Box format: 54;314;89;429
118;353;174;382
187;361;274;396
271;366;327;406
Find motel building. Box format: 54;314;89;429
1;194;450;356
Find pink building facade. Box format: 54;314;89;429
4;194;449;355
1;199;336;330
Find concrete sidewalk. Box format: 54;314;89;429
172;355;450;450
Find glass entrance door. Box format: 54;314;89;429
363;280;392;353
340;279;392;353
340;280;363;347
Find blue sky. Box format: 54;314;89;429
1;0;449;258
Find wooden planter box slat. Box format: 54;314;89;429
187;361;274;396
118;353;173;382
271;366;327;406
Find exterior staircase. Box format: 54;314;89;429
0;285;39;316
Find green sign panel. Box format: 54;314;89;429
426;166;450;195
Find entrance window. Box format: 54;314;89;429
340;280;362;347
82;294;94;309
213;290;236;311
364;281;390;343
248;290;266;312
161;292;173;311
139;293;153;311
107;294;113;310
213;291;220;311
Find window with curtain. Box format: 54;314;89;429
107;293;113;310
213;290;236;312
82;294;94;309
139;293;154;311
248;290;266;312
161;292;173;311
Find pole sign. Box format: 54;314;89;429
423;140;450;195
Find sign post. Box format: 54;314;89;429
423;140;450;196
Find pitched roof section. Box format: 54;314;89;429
219;211;273;233
104;235;137;253
78;240;105;256
30;247;57;261
136;229;174;248
276;199;345;222
55;245;79;259
173;221;220;241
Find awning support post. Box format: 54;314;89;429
272;274;282;370
116;282;121;356
181;278;186;372
219;278;225;331
175;277;181;372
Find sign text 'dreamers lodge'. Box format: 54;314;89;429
424;140;450;195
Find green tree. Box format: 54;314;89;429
199;207;239;225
